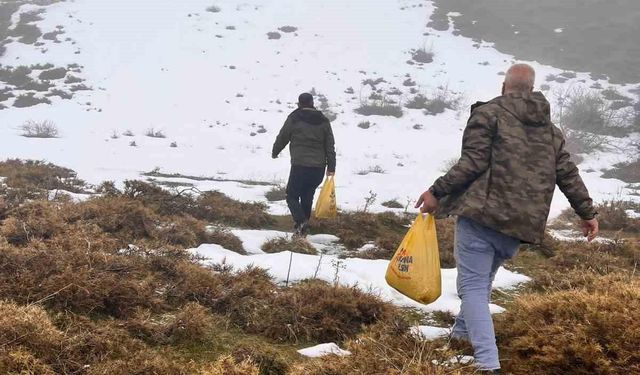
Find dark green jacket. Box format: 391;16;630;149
272;108;336;172
431;92;596;244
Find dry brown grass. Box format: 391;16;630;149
0;200;67;245
261;236;317;255
517;239;640;292
126;302;217;345
497;276;640;374
195;190;275;228
311;211;410;252
205;227;246;254
290;318;466;375
251;279;396;343
0;159;87;193
435;217;456;268
199;356;260;375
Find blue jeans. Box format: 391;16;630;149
452;216;520;371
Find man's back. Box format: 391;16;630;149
272;107;336;173
432;91;595;243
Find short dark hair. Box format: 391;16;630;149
298;93;314;107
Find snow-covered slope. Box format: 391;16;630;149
0;0;636;215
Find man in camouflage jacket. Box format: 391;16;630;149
416;64;599;373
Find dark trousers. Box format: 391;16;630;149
286;165;325;226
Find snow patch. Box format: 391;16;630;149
410;325;450;340
189;244;530;314
297;343;351;358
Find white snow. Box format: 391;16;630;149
626;209;640;219
227;229;342;254
549;229;615;243
554;28;564;33
230;229;289;254
410;325;450;340
297;343;351;358
0;0;636;219
189;244;530;314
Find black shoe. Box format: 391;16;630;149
293;221;308;238
299;221;309;237
478;370;500;374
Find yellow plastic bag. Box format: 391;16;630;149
314;176;337;219
385;214;441;304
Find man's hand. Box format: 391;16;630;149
415;190;438;214
327;171;335;177
581;218;599;242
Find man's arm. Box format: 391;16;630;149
272;117;294;158
555;133;597;220
324;123;336;174
417;110;495;212
554;131;599;241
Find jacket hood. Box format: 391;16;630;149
486;91;551;127
292;107;329;125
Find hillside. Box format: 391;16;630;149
1;1;640;374
1;0;638;215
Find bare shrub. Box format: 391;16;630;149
411;46;434;64
555;88;634;140
206;227;246;254
206;5;221;12
317;93;338;121
278;26;298;33
406;86;464;115
20;120;58;138
0;159;87;193
265;185;286;201
261;236;317;255
145;128;166;138
602;159;640;183
356;165;386;175
267;32;281;40
355;98;403;117
154;215;209;247
593;200;640;232
381;200;403;209
357;121;371;129
362;77;386;87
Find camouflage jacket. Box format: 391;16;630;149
430;91;596;244
272;108;336;172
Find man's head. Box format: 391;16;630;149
503;64;536;95
298;93;314;108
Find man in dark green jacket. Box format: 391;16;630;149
273;93;336;236
415;64;599;373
